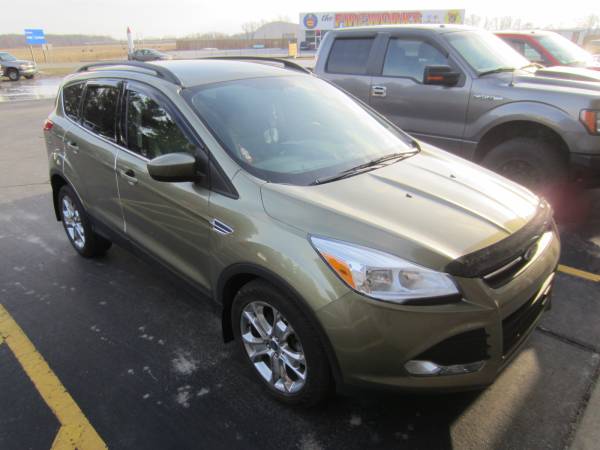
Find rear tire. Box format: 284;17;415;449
7;69;19;81
482;137;567;192
232;280;332;406
58;185;112;258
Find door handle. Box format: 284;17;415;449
371;85;387;97
66;141;79;153
119;168;138;185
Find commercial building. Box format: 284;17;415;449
299;10;465;48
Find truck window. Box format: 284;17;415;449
383;39;447;82
326;38;374;75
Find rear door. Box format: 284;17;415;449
369;33;471;155
320;35;380;102
115;81;212;291
62;79;124;231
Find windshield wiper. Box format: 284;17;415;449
311;151;418;185
478;67;516;77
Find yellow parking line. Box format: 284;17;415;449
558;264;600;283
0;304;107;450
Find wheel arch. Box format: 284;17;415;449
50;172;69;221
216;263;343;385
473;120;571;164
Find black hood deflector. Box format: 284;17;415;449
445;202;553;278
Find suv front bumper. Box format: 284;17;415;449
315;230;560;392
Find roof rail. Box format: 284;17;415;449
77;61;182;85
201;56;311;74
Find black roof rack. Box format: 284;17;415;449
77;60;182;85
201;56;311;74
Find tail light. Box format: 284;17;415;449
43;119;54;132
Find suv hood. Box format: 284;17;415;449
261;146;540;271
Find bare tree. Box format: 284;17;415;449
241;20;267;40
580;14;600;30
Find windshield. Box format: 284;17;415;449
445;30;530;74
535;34;593;66
185;76;415;185
0;53;17;62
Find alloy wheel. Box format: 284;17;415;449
62;195;86;250
240;301;307;394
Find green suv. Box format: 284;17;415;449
45;59;560;405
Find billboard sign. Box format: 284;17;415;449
300;10;464;30
24;29;47;45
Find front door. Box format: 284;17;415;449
369;36;471;156
115;81;212;291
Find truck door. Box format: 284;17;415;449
369;34;471;156
318;35;378;103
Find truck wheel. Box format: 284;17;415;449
482;137;567;192
232;280;332;406
7;69;20;81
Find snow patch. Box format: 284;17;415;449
196;387;210;397
175;385;193;408
349;415;362;426
172;350;199;376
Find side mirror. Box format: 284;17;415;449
147;152;204;183
423;65;460;86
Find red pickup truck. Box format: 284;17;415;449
496;30;600;71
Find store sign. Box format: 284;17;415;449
300;9;464;31
300;12;336;30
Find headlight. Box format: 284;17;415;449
311;237;460;304
580;110;600;135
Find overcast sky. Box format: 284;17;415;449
2;0;599;39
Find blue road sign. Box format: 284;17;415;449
24;29;46;45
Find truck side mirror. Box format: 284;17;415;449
423;65;460;86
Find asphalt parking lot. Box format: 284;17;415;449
1;98;600;450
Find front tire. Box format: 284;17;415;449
482;137;567;192
58;185;112;258
7;69;19;81
232;280;332;406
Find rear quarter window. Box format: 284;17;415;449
62;82;85;121
326;38;374;75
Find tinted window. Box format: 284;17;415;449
81;85;119;139
383;39;448;82
327;38;373;75
125;89;195;159
63;83;84;121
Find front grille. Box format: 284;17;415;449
502;287;550;356
415;328;490;366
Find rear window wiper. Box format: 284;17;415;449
311;151;418;185
478;67;516;77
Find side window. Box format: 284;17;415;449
383;39;448;82
326;38;374;75
81;84;119;140
62;82;84;121
125;89;196;159
522;42;545;64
